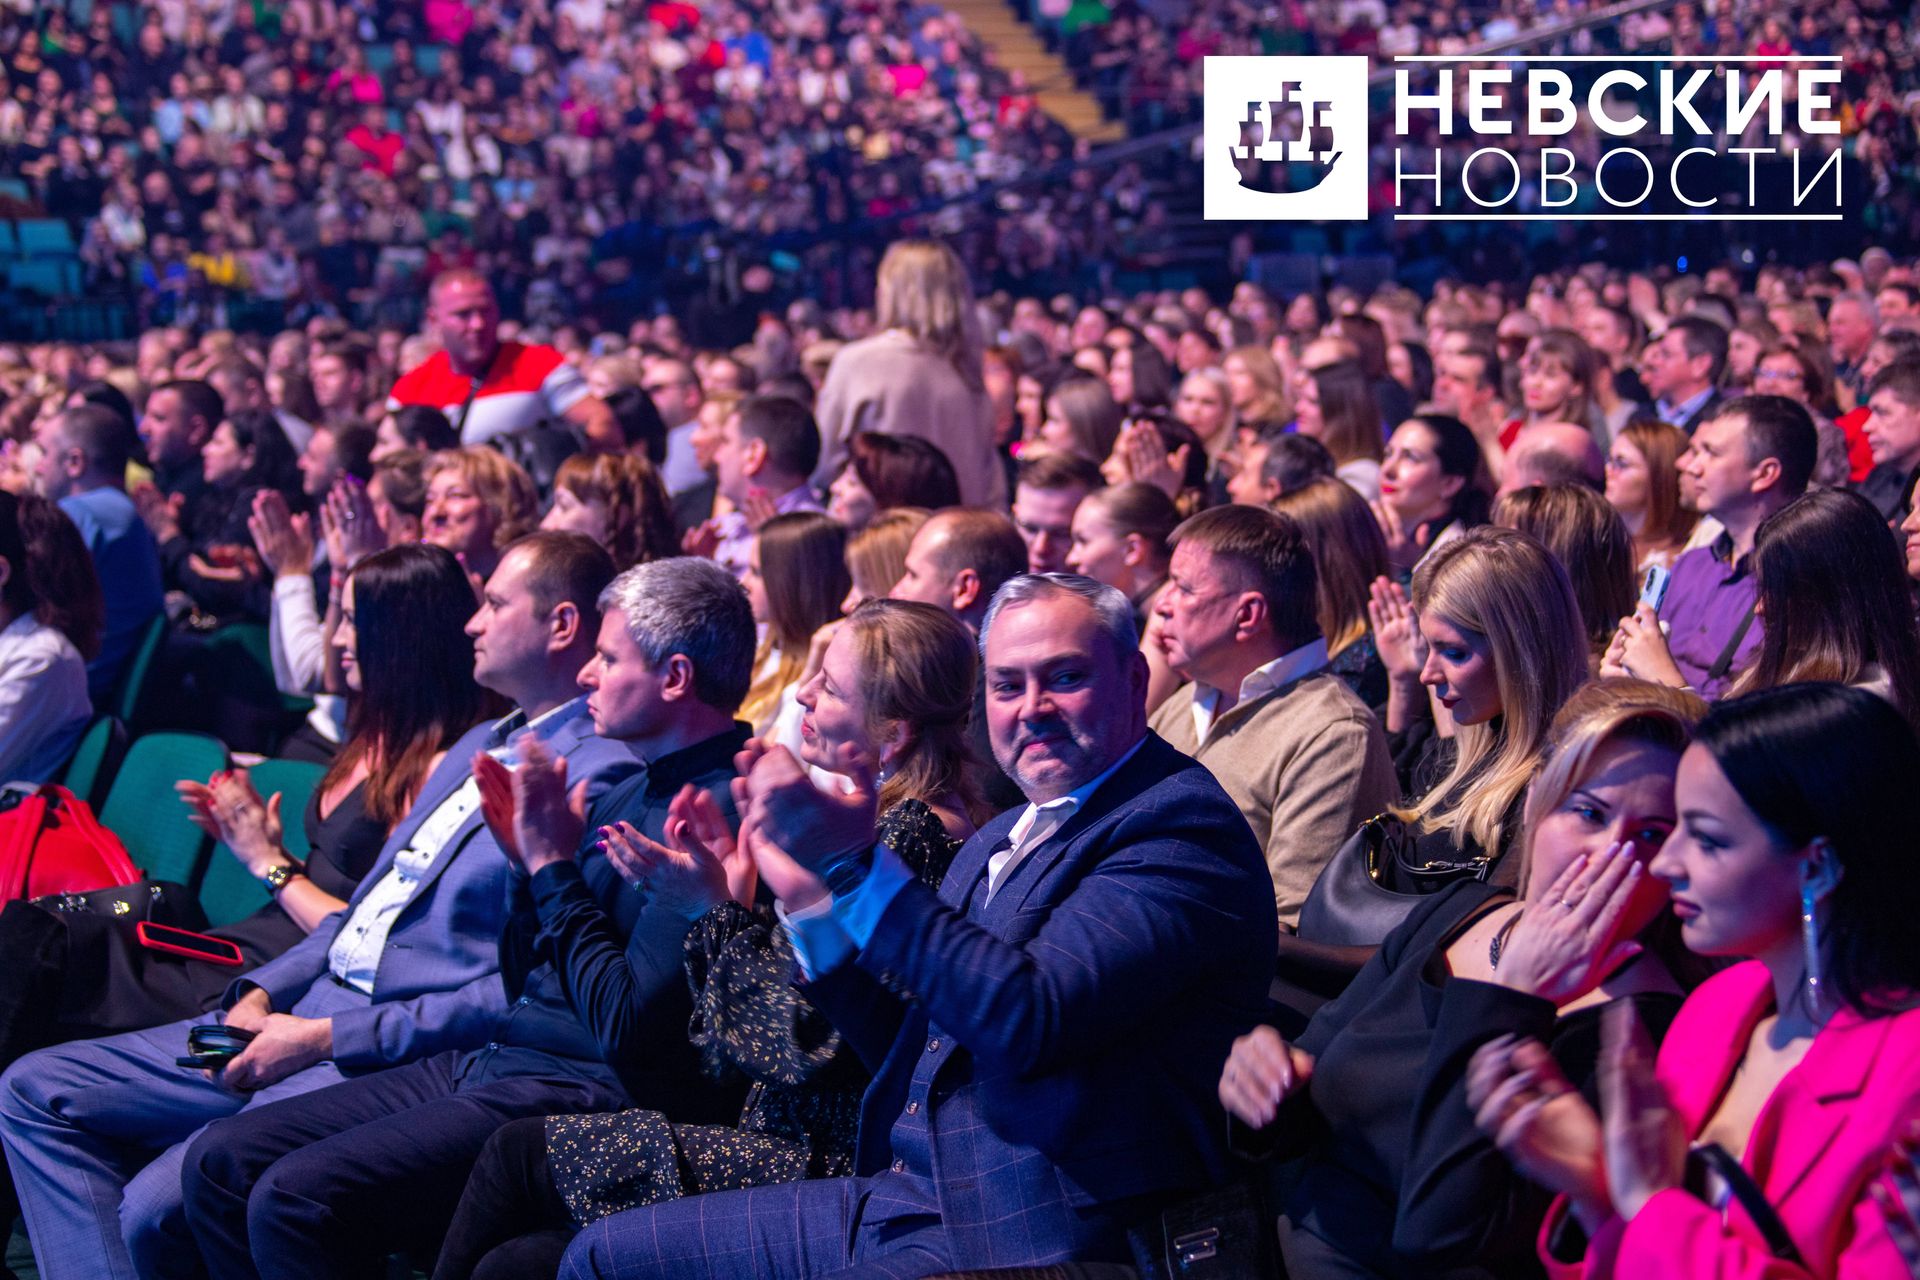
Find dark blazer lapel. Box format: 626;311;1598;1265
939;809;1022;910
993;734;1179;917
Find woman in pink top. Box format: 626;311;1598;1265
1471;682;1920;1279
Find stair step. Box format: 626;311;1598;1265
947;0;1123;142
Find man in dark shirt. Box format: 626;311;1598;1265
1858;359;1920;525
176;556;756;1279
136;377;221;533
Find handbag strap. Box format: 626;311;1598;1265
1692;1142;1805;1265
1704;603;1758;685
44;785;140;884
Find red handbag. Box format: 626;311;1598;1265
0;784;142;902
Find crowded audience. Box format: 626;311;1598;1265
6;212;1920;1280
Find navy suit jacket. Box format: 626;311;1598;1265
806;732;1276;1263
226;702;642;1072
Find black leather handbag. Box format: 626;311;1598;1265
1296;813;1493;949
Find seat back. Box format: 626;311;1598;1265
98;732;228;888
60;715;129;810
112;611;169;727
198;758;327;926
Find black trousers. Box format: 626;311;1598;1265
178;1048;626;1280
432;1115;579;1280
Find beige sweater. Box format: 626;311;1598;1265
812;329;1007;508
1151;669;1395;928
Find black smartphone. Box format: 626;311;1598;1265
175;1023;257;1070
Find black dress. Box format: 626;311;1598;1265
1250;880;1682;1280
0;778;384;1069
429;798;963;1280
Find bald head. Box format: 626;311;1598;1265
893;507;1028;630
428;270;501;375
1499;422;1603;496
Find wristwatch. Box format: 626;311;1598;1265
260;864;301;895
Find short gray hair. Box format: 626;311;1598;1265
980;572;1138;665
597;557;756;713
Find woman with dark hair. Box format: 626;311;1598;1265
1494;484;1638;674
0;543;486;1078
373;404;459;462
1376;413;1494;573
739;511;849;734
1725;488;1920;725
825;431;962;530
432;599;980;1280
1473;683;1920;1280
542;453;677;571
603;386;668;466
1107;339;1175;416
0;491;101;782
1296;359;1385;500
1223;680;1704;1278
1065;482;1182;714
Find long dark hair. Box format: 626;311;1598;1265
327;543;489;826
1731;488;1920;728
848;431;962;512
758;511;850;654
227;409;302;496
0;491;103;661
1697;683;1920;1014
1404;413;1493;529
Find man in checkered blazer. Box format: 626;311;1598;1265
561;573;1278;1278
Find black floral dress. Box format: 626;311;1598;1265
544;798;962;1225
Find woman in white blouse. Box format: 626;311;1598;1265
0;492;98;783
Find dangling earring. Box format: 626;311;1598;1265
1800;879;1826;1020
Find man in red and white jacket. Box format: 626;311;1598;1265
388;270;621;451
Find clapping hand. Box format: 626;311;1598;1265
474;739;588;875
1217;1026;1315;1130
133;482;184;543
320;477;383;571
1371;499;1433;574
599;784;756;920
1491;843;1648;1005
1367;576;1423;684
741;486;780;531
1468;1034;1609;1226
1118;421;1188;499
178;769;285;874
248;489;315;579
1599;1000;1686;1222
735;738;876;876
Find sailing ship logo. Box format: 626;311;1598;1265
1203;57;1369;221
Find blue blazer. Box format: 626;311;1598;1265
807;732;1276;1264
227;702;642;1072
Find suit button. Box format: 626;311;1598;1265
485;1042;501;1051
891;1159;905;1173
926;1038;940;1053
906;1101;919;1115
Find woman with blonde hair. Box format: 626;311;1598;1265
1367;526;1592;885
1272;476;1391;709
1605;418;1697;573
1223;344;1290;429
813;240;1003;507
541;453;677;571
740;511;849;734
1224;679;1702;1279
843;508;927;613
421;447;538;584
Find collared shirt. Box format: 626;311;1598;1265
1857;461;1919;525
659;420;706;495
1658;533;1762;699
987;734;1146;900
1654;385;1715;431
326;699;588;993
1187;639;1330;747
713;483;824;580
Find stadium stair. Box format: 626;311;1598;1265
943;0;1126;142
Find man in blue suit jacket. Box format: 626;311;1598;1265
561;573;1278;1279
0;533;641;1280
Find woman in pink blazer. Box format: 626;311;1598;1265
1469;682;1920;1279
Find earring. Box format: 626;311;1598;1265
1800;879;1825;1020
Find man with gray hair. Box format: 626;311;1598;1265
561;571;1278;1277
171;555;756;1277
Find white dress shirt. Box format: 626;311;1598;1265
0;613;91;784
986;734;1147;901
